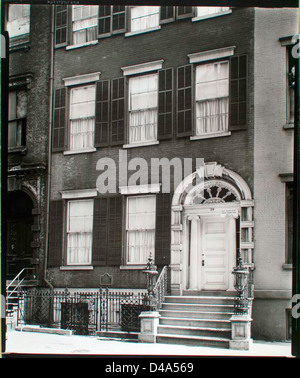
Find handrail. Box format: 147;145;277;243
7;278;25;299
7;267;35;291
153;265;169;310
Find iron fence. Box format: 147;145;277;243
17;288;151;335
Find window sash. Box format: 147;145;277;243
126;195;156;264
7;4;30;38
130;6;160;32
72;5;98;44
67;199;93;265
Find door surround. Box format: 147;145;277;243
170;162;254;295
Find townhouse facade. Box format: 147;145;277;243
5;4;298;343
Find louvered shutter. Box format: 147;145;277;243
107;196;123;266
92;198;109;266
158;68;173;140
95;80;110;147
155;193;171;266
177;65;193;137
53;88;66;151
48;200;64;267
111;77;125;145
229;55;248;130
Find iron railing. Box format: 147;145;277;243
153;265;170;310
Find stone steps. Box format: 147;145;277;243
156;334;230;348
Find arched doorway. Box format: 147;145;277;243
170;162;254;295
7;190;34;279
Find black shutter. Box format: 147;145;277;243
95;80;110;147
160;6;175;23
155;193;171;266
111;77;125;145
53;88;66;151
107;196;123;266
55;5;69;47
98;5;112;36
112;6;126;33
177;65;193;137
158;68;173;140
48;200;64;267
177;6;194;19
92;196;123;266
229;55;248;131
92;198;109;266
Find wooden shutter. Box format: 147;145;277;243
95;80;110;147
158;68;173;140
155;193;171;266
111;77;125;145
92;196;123;266
112;6;126;33
229;55;248;131
92;198;109;266
53;88;66;151
48;200;64;267
107;196;123;266
177;65;193;137
160;6;175;23
55;5;69;47
177;6;194;19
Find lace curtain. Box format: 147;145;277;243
72;5;98;44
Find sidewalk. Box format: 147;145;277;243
3;329;293;357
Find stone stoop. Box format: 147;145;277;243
156;294;237;349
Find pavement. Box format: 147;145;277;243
2;329;293;357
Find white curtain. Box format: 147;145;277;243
196;61;229;135
129;74;158;144
69;85;95;150
131;6;160;32
126;196;156;264
67;200;93;265
72;5;98;44
196;7;230;18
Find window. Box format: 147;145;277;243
195;6;230;19
67;199;93;265
128;73;158;145
287;45;295;126
98;5;126;36
72;5;98;45
8;90;27;148
130;6;160;32
195;61;229;136
69;84;96;151
126;195;156;264
286;182;294;264
6;4;30;38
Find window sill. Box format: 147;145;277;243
60;265;94;271
283;123;294;130
125;26;161;38
63;148;96;156
66;40;98;51
8;146;27;155
190;131;231;141
123;141;159;149
282;264;292;270
120;265;148;270
191;10;232;23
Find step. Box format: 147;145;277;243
160;309;234;320
182;290;237;297
159;316;231;329
161;303;235;312
164;296;237;305
156;334;230;349
96;330;139;340
157;325;231;339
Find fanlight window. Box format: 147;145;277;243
187;181;240;205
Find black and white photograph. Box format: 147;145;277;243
1;0;300;361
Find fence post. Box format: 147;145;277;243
138;311;161;343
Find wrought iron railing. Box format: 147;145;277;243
232;257;253;316
153;265;170;310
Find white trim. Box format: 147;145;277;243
191;9;232;23
188;46;236;64
125;26;161;38
63;72;101;87
123;141;159;149
119;183;161;195
61;188;98;199
190;131;231;141
66;40;98;51
121;60;164;76
60;265;94;270
63;148;97;155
